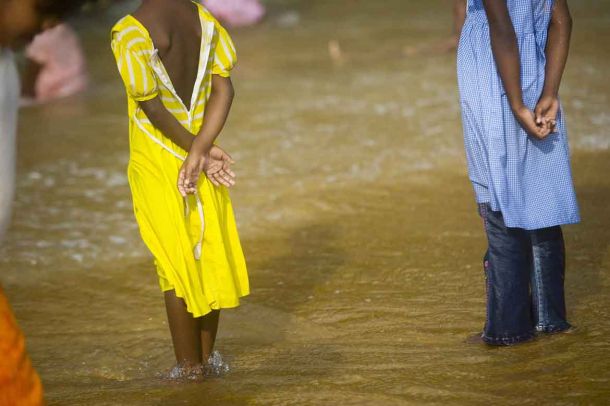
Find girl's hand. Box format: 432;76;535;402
206;146;236;188
178;150;207;196
513;105;551;140
535;95;560;133
178;146;236;196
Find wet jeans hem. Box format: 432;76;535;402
482;331;536;346
535;322;572;334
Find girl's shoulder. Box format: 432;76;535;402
196;3;218;24
110;15;153;50
196;3;231;34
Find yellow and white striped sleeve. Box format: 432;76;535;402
212;24;237;77
111;29;158;101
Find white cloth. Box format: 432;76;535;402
0;48;19;240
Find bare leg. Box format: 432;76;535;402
164;290;202;368
200;310;220;362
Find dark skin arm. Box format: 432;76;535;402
178;75;235;196
483;0;550;139
140;97;195;151
21;59;41;98
139;94;235;188
191;75;235;154
453;0;467;40
535;0;572;132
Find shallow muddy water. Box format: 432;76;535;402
1;0;609;404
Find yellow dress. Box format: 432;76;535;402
110;4;249;318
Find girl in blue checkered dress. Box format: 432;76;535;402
457;0;580;345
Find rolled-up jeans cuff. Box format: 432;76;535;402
482;331;536;346
535;322;571;334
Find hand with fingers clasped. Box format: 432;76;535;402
534;94;560;135
178;145;236;197
512;103;551;140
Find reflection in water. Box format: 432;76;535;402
1;0;609;404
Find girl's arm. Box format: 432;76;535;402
192;75;235;155
178;75;235;196
140;97;195;151
139;96;235;187
535;0;572;131
453;0;467;39
542;0;572;98
482;0;549;139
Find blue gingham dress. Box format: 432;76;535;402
457;0;580;230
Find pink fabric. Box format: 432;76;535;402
201;0;265;27
25;24;88;102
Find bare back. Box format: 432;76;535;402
133;0;202;109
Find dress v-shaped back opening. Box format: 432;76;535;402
128;2;204;112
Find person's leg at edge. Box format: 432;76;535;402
480;203;536;345
530;226;571;334
200;309;220;362
164;290;203;375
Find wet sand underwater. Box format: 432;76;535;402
2;0;609;404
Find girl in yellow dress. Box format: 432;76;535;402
111;0;249;378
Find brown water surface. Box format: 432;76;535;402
2;0;609;404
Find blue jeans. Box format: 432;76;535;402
479;204;571;345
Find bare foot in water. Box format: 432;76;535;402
163;352;230;381
205;351;230;377
167;363;205;381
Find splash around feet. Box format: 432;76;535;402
162;351;230;381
